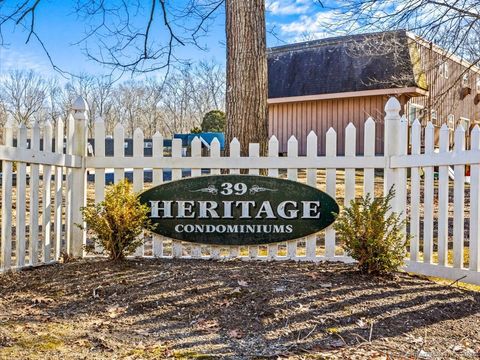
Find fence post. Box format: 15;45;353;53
384;97;406;216
69;96;88;257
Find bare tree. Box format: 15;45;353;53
0;98;8;144
63;74;115;135
333;1;480;96
0;1;224;74
39;77;65;125
335;0;479;61
113;81;149;136
0;0;271;151
0;70;48;125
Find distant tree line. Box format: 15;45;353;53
0;61;225;141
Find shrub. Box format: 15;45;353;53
190;126;202;134
79;180;153;261
333;188;408;275
201;110;226;132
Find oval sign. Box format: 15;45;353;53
139;175;339;246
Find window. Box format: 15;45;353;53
447;114;455;130
477;77;480;92
460;117;470;130
144;142;152;149
463;73;470;87
408;103;424;124
431;110;438;121
124;141;128;149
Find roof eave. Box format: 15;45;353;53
268;87;428;104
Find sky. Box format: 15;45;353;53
0;0;337;79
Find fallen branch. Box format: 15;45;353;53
448;275;467;287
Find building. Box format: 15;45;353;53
267;30;480;155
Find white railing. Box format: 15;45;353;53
0;97;479;285
0;99;86;271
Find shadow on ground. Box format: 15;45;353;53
0;258;479;359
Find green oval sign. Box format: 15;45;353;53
139;175;339;246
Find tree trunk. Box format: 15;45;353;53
225;0;268;156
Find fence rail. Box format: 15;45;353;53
0;96;479;285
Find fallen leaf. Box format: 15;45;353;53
326;327;339;334
237;280;248;287
228;329;244;339
418;349;432;359
195;319;220;333
107;305;128;318
31;296;54;304
451;344;464;352
93;286;102;299
133;329;150;336
356;318;368;328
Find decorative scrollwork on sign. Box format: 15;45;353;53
249;185;277;195
190;185;218;195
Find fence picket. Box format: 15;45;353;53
453;125;466;268
190;137;202;259
228;138;241;258
133;128;144;257
305;131;317;260
29;121;41;265
344;123;356;206
423;122;434;264
363;117;375;197
1;118;14;270
287;136;298;259
93;117;105;255
16;123;27;267
325;128;337;258
42;120;53;263
94;117;106;203
210;138;221;175
152;132;163;185
210;139;221;258
267;136;279;259
248;143;260;259
410;119;421;262
152;132;164;257
397;116;408;243
229;138;241;175
65;114;75;255
171;138;183;258
438;124;450;266
470;126;480;271
114;123;125;183
54;117;64;260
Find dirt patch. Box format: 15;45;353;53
0;259;479;359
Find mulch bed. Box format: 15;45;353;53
0;259;479;359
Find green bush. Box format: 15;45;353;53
334;188;408;274
201;110;225;132
79;180;153;261
190;126;202;134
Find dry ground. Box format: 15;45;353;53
0;258;479;360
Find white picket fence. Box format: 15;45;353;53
0;97;479;285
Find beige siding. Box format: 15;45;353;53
409;40;480;128
268;95;393;156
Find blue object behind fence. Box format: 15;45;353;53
174;132;225;150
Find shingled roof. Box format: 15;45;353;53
268;30;423;99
